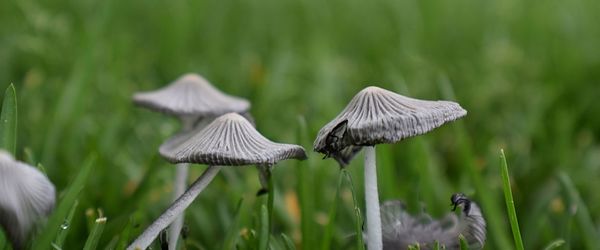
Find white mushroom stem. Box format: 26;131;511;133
364;146;382;250
128;165;222;250
168;119;195;249
168;163;189;250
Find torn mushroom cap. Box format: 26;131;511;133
132;73;250;117
313;86;466;163
0;150;56;250
380;194;486;250
161;113;307;166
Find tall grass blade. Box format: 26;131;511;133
33;155;96;250
0;84;17;155
557;172;598;249
321;170;344;250
83;217;107;250
222;198;244;250
342;169;365;250
500;149;525;250
258;205;269;250
296;115;316;249
54;200;80;247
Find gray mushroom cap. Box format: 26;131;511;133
0;150;56;250
380;194;486;250
161;113;307;166
313;86;466;164
159;112;256;159
132;73;250;117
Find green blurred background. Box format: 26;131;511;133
1;0;599;249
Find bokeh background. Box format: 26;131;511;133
1;0;600;249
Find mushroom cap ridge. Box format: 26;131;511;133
162;113;307;166
133;73;250;117
314;86;467;156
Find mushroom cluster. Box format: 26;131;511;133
133;73;251;249
314;86;467;250
128;113;306;249
131;81;473;250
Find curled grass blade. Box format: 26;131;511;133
543;239;565;250
500;149;525;250
0;83;17;155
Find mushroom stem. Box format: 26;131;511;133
364;146;382;250
168;120;195;250
168;163;189;250
128;165;222;250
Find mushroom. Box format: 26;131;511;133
128;113;307;250
380;193;486;250
313;86;466;249
133;73;250;249
0;150;56;250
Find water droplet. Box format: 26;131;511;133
60;222;69;230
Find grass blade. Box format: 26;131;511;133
458;234;469;250
342;169;365;250
543;239;565;250
83;217;107;250
280;233;296;250
557;172;598;249
222;198;244;250
54;200;80;247
258;205;269;250
0;83;17;155
500;149;525;250
33;155;96;250
321;170;344;250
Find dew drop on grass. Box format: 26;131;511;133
60;222;69;230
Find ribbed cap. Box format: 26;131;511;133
380;194;486;250
314;86;466;163
161;113;307;166
159;112;256;158
133;73;250;117
0;151;56;250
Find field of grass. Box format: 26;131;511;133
1;0;600;249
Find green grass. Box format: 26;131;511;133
499;149;524;250
1;0;600;249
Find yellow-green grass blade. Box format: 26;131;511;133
0;84;17;155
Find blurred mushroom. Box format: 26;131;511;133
314;86;466;249
0;150;56;250
128;113;306;250
380;193;486;250
133;73;250;249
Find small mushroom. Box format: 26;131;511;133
133;73;251;249
128;113;306;250
380;193;486;250
0;150;56;250
314;86;466;250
